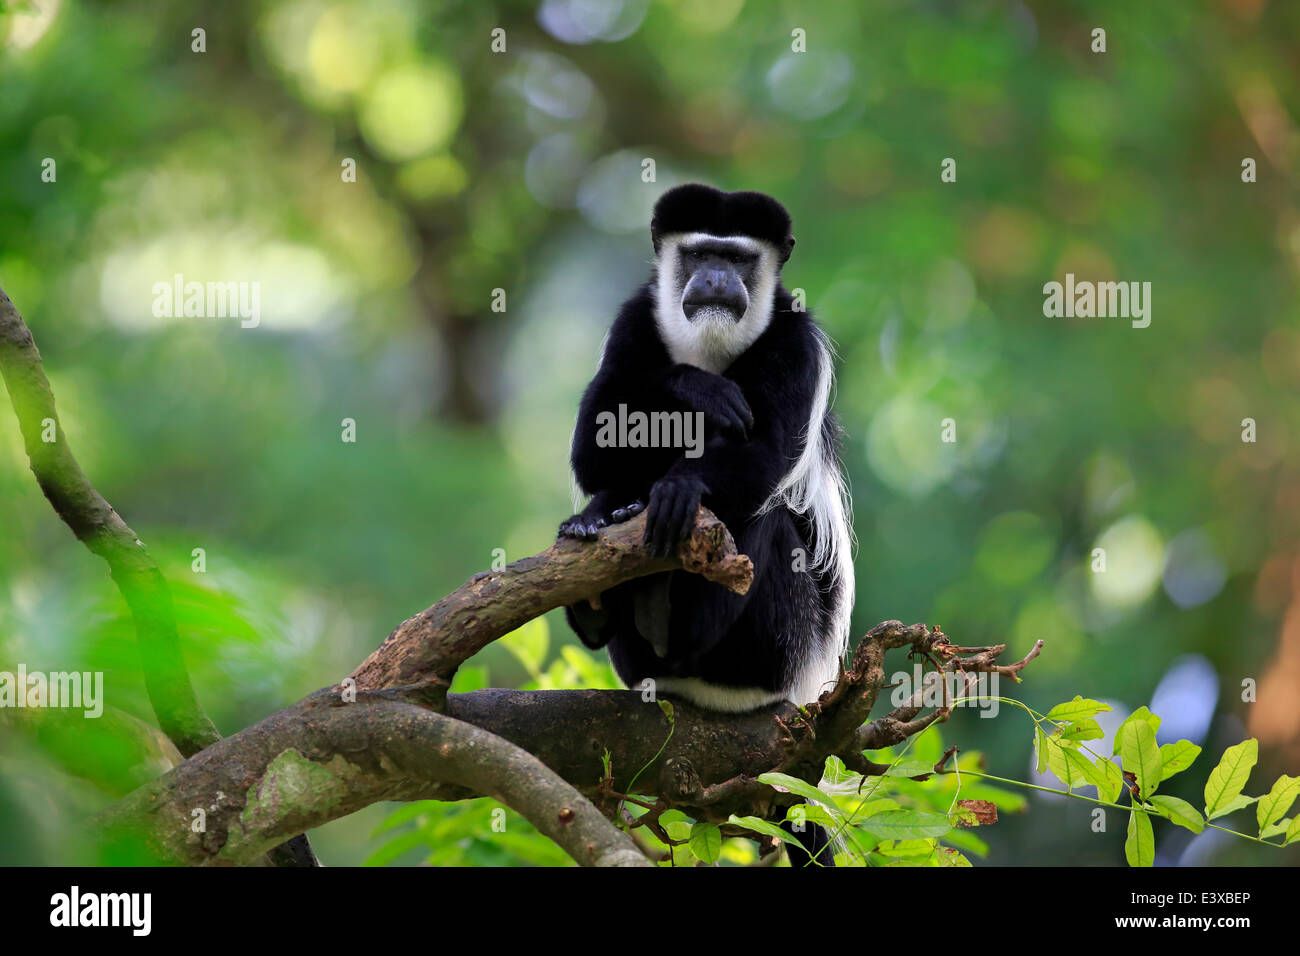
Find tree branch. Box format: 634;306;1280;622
349;506;752;692
93;605;1043;864
95;689;650;866
0;285;317;866
0;286;220;755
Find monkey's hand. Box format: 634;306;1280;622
559;498;645;540
663;365;754;439
644;476;708;558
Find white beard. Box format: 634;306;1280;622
652;233;778;374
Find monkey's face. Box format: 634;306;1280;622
677;238;759;323
654;232;780;372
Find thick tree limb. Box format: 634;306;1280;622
350;507;752;692
92;610;1042;863
90;510;763;865
96;689;649;866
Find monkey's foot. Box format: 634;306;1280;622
558;500;645;541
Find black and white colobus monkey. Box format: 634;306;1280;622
560;184;854;863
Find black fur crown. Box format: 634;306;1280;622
650;183;796;263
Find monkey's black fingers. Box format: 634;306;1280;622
720;413;750;441
716;387;753;423
644;481;702;557
666;488;692;551
725;394;755;434
707;390;753;440
644;493;671;557
610;499;647;524
644;508;665;557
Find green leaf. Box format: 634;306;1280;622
1203;739;1258;818
1118;719;1163;797
882;759;937;778
499;617;549;678
1158;740;1201;781
1150;795;1205;834
1262;817;1291;840
664;819;693;846
1046;738;1107;792
1094;756;1125;805
1256;775;1300;834
363;830;427;867
688;823;722;863
1125;810;1155;867
858;809;952;841
727;814;806;851
849;798;901;819
884;838;937;859
758;771;853;833
1046;697;1111;721
1112;706;1161;756
1042;733;1070;785
371;800;438;836
1207;793;1258;821
559;645;617;689
1056;718;1105;743
757;771;835;807
448;665;489;694
788;803;837;831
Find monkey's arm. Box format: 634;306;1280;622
661;364;754;438
644;333;817;556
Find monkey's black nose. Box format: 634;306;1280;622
682;264;748;321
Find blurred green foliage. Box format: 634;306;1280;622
2;0;1299;865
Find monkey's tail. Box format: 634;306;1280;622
780;817;836;868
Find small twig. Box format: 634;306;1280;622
934;746;960;774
